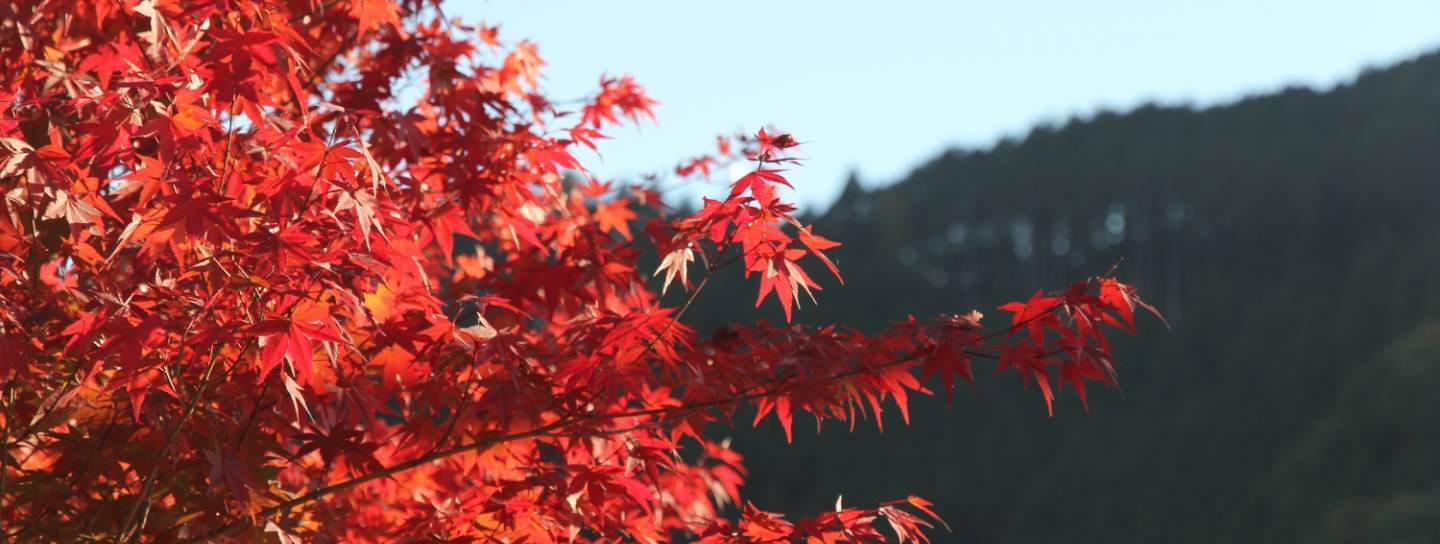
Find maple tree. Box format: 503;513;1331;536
0;1;1160;542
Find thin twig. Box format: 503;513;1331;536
232;378;270;449
0;381;11;544
117;343;226;542
185;417;575;542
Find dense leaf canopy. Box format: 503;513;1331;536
0;1;1153;541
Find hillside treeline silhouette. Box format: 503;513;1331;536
685;51;1440;543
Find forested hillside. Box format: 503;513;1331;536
685;51;1440;543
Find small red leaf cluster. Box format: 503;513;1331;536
0;1;1157;542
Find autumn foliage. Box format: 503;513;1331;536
0;1;1158;542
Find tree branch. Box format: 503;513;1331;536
184;416;574;541
117;343;226;542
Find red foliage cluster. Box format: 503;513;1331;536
0;1;1158;541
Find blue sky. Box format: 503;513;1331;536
448;1;1440;210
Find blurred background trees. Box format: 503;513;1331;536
686;50;1440;543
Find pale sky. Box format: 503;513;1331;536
448;1;1440;210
